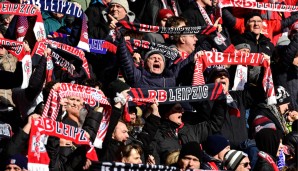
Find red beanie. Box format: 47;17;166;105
158;9;174;21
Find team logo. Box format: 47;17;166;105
17;26;25;34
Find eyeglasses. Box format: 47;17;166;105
240;162;250;168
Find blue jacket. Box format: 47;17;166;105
117;37;195;88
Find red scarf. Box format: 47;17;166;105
257;151;279;171
219;0;298;12
192;51;276;105
42;83;112;150
28;117;98;171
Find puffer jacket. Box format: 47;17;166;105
151;99;226;164
200;152;225;170
117;36;195;88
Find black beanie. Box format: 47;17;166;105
107;80;130;98
179;141;202;161
205;135;230;156
244;12;262;26
275;86;291;106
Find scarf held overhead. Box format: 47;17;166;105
117;21;217;35
28;117;98;171
42;83;111;149
130;38;180;61
192;51;276;105
128;83;225;104
219;0;298;12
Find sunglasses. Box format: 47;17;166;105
240;162;250;168
215;71;229;78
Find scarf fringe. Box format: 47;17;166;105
28;163;49;171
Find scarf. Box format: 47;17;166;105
46;39;91;79
0;38;32;88
128;83;225;104
219;0;298;12
26;0;90;52
0;123;12;139
160;0;179;16
89;38;107;54
232;64;248;90
50;50;78;77
16;16;29;42
92;161;178;171
130;38;180;61
117;21;217;35
28;117;98;171
42;83;112;150
0;3;46;41
192;51;276;105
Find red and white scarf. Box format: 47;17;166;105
192;51;276;105
232;64;248;90
218;0;298;12
42;83;111;149
28;117;98;171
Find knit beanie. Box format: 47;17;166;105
179;141;202;161
223;150;248;170
107;79;130;98
207;66;230;83
5;154;28;170
244;12;262;26
275;86;291;106
144;49;165;63
110;0;130;13
276;36;290;46
205;135;230;156
252;115;276;134
235;43;251;51
157;9;174;21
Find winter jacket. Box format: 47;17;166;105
46;107;104;171
96;106;123;162
272;34;298;110
234;31;275;84
0;61;23;89
222;8;298;45
12;56;46;117
151;99;226;164
85;2;109;39
117;36;196;88
200;152;225;170
137;0;181;25
284;120;298;153
42;11;66;36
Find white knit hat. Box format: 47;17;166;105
110;0;130;13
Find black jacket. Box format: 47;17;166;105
0;61;23;89
272;33;298;110
46;107;103;171
96;106;123;162
200;152;225;170
152;99;226;164
85;3;109;39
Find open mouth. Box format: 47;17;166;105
220;80;227;85
153;64;160;69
